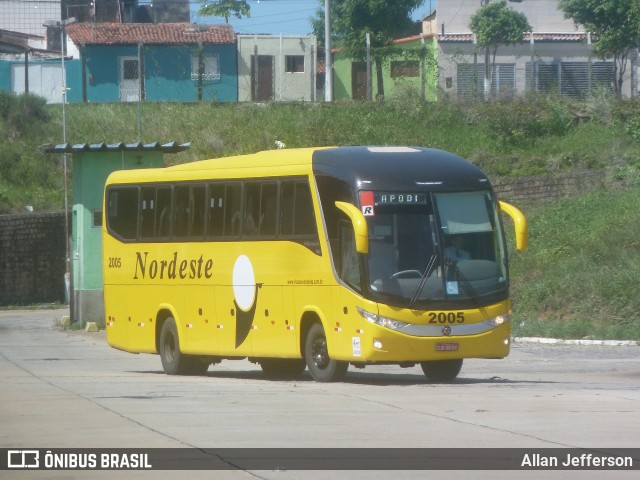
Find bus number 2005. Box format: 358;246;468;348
428;312;465;324
108;257;122;268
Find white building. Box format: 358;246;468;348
237;35;317;102
436;0;638;98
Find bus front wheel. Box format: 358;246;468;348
420;359;463;382
159;317;207;375
304;323;348;382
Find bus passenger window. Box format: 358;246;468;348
223;184;242;237
244;182;277;237
259;183;277;236
140;187;156;239
107;187;139;241
156;187;172;239
280;182;295;235
190;185;206;238
207;184;225;237
280;180;316;236
174;186;189;238
293;182;315;235
244;183;261;236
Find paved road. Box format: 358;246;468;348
0;308;638;480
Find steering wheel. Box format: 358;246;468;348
389;270;422;279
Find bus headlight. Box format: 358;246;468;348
485;313;511;327
357;307;408;331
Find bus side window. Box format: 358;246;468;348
140;186;156;239
280;180;319;249
293;182;315;235
174;185;189;238
156;186;172;239
107;187;139;241
223;183;242;238
244;183;261;236
280;182;295;235
190;185;206;238
259;182;277;236
244;182;277;238
207;184;224;237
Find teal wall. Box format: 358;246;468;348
0;62;10;91
71;151;164;292
84;45;138;102
84;43;238;102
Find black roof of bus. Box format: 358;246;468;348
311;146;491;192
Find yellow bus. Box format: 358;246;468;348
103;146;527;382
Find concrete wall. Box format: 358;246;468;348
237;35;317;102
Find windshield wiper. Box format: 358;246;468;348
409;254;439;307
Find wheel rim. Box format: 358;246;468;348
311;336;329;369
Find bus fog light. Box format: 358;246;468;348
373;340;383;350
503;337;510;346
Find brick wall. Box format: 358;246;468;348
0;212;67;306
492;170;607;205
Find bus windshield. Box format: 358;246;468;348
363;190;508;308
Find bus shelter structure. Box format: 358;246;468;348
43;141;190;325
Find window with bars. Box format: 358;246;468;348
525;61;614;97
191;54;220;81
456;63;516;100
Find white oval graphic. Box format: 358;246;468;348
232;255;256;312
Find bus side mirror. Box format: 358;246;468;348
335;201;369;254
499;201;528;251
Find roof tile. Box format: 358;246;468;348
66;22;235;46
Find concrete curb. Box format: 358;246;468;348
514;337;638;346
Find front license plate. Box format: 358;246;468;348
435;342;459;352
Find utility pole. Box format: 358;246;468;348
324;0;332;102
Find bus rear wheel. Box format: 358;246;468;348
420;359;463;382
259;359;307;379
304;323;348;382
159;317;208;375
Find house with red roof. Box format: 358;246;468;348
66;22;238;102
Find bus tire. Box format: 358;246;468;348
420;359;463;382
259;358;307;379
159;317;193;375
304;323;348;382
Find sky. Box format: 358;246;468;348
189;0;436;36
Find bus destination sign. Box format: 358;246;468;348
359;191;427;216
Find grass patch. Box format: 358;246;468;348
509;188;640;340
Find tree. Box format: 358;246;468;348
312;0;423;98
469;0;531;100
559;0;640;96
198;0;250;24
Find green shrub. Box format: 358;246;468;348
471;93;574;146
